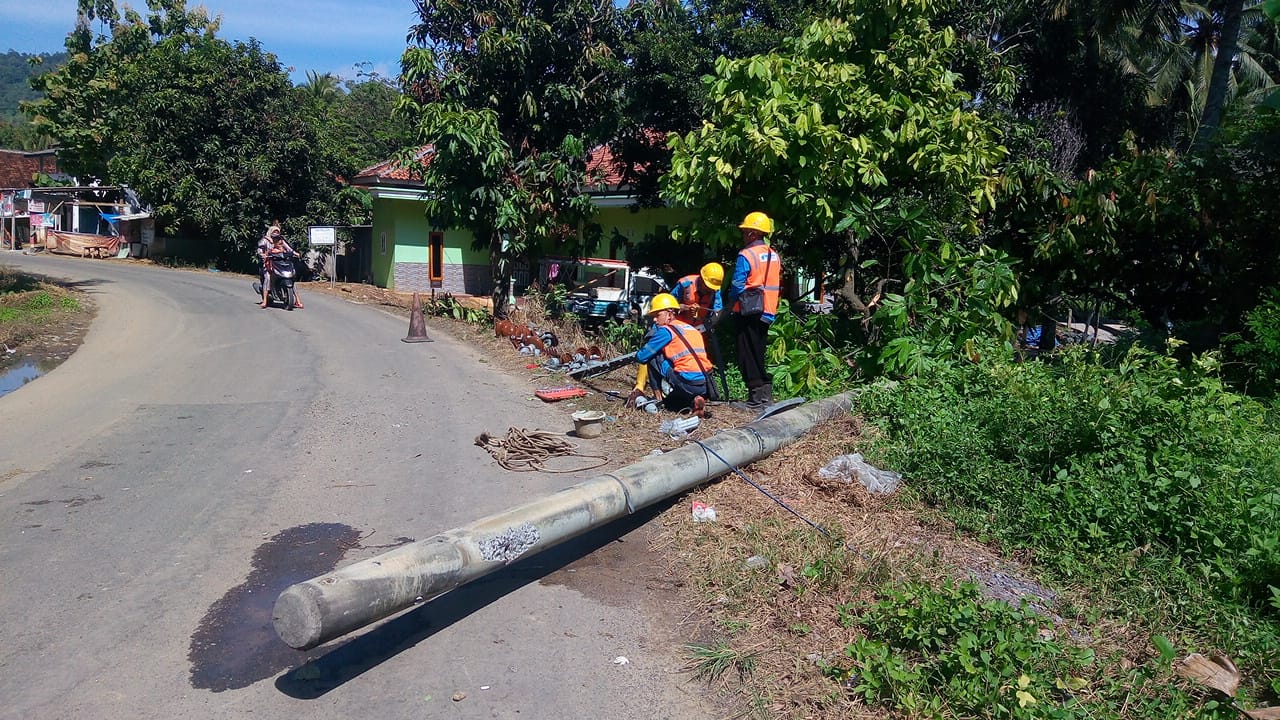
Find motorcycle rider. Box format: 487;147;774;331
258;225;303;309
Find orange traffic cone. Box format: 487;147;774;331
402;292;433;343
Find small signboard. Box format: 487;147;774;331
309;226;336;246
28;200;45;213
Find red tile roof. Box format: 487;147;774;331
353;142;637;193
352;146;433;184
584;144;625;189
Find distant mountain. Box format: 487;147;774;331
0;50;67;121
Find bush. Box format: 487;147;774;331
831;580;1231;720
765;300;856;399
1224;289;1280;397
860;344;1280;677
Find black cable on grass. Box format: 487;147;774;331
691;438;834;540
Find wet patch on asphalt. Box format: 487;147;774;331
188;523;362;692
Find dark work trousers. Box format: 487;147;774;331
735;315;770;390
644;357;708;411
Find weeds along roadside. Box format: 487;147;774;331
0;266;87;352
663;331;1278;718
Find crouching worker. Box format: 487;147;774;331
628;293;712;417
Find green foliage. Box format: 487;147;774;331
1224;289;1280;396
397;0;627;315
764;300;854;398
664;0;1004;250
662;0;1014;375
295;72;415;226
832;580;1230;719
860;345;1280;676
24;1;336;270
422;294;492;326
867;244;1018;377
0;50;66;121
600;318;645;349
686;641;758;682
26;291;53;310
616;0;825;203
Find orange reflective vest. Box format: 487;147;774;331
733;244;781;316
676;274;714;323
662;319;712;376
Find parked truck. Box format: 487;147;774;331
539;256;667;326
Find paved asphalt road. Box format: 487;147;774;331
0;254;709;720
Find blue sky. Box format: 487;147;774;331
0;0;416;84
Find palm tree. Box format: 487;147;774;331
1138;1;1276;148
302;70;343;109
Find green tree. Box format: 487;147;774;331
663;0;1012;374
616;0;825;206
397;0;627;316
296;74;416;226
23;0;330;267
301;70;341;110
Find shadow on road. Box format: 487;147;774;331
273;499;676;699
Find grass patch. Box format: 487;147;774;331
0;267;86;349
687;641;760;682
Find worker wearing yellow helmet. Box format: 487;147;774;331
628;292;712;417
726;211;782;410
670;262;724;330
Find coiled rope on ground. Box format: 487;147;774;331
474;427;610;473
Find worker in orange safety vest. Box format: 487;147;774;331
725;211;781;410
670;262;724;330
628;293;713;417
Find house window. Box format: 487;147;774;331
380;231;387;255
429;231;444;281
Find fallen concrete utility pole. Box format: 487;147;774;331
273;391;856;650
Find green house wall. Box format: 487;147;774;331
369;193;697;294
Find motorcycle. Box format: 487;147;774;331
253;251;300;310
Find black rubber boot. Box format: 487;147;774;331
729;385;760;411
758;383;774;406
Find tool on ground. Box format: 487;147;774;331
566;351;636;379
691;438;832;539
753;397;806;421
474;427;609;473
534;386;589;402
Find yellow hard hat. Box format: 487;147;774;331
700;262;724;290
738;211;774;234
648;293;680;315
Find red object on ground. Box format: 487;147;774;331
534;386;589;402
525;363;539;369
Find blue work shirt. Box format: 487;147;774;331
726;239;777;323
636;325;708;385
671;275;723;314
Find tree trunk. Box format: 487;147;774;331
1194;0;1245;151
490;231;511;320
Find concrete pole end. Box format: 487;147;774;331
273;583;325;650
